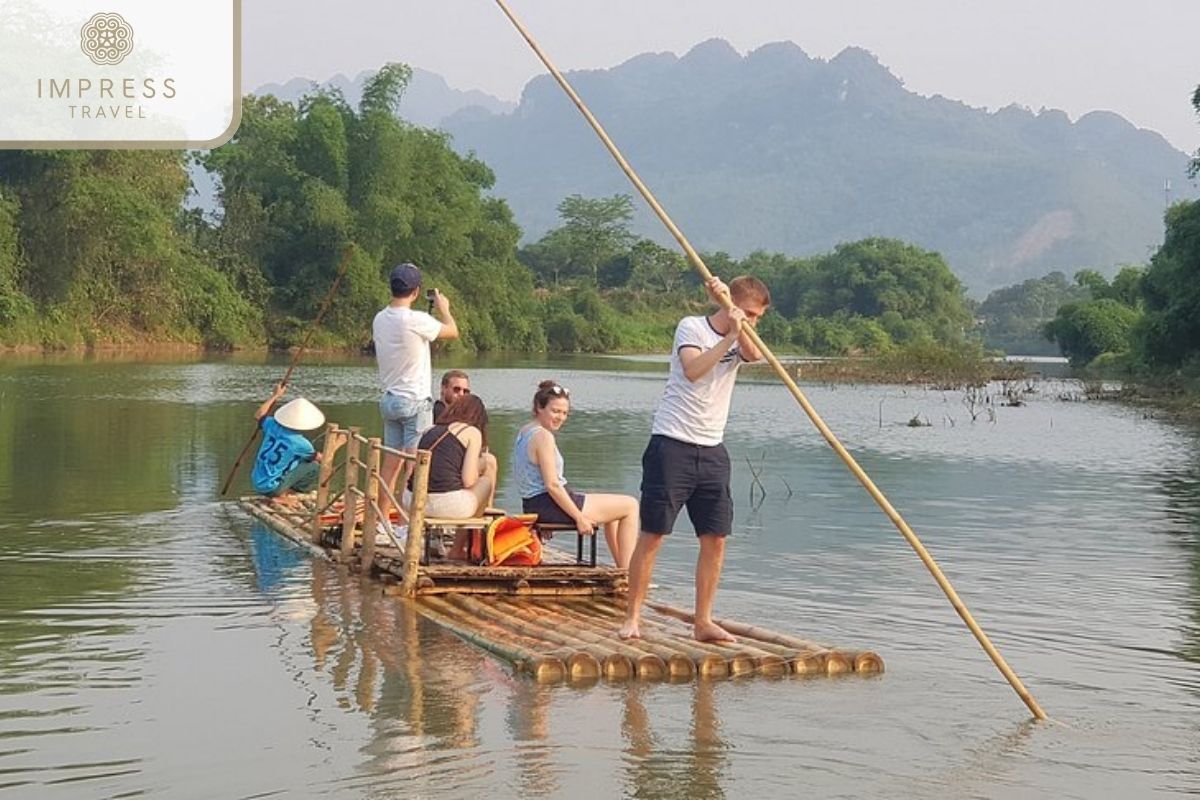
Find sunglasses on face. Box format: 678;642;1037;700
449;386;470;395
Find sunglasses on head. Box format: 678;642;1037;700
547;385;569;397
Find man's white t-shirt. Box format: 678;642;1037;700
651;315;747;446
372;306;442;401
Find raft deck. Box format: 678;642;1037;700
236;426;884;684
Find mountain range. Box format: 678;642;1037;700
254;67;515;128
243;41;1197;295
440;39;1196;294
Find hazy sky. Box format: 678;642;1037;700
244;0;1200;155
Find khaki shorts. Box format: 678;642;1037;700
403;488;479;519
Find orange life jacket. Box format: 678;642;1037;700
486;514;542;566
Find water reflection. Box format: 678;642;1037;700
245;520;740;798
1157;451;1200;668
6;356;1200;797
622;681;729;800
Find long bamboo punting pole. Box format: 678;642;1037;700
220;244;357;496
492;0;1045;720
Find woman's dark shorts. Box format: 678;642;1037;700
522;487;586;526
639;434;732;536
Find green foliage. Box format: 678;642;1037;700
802;239;972;340
519;194;634;287
359;63;413;117
0;149;261;346
1044;298;1140;367
977;271;1089;355
0;189;31;326
201;65;542;351
1136;199;1200;370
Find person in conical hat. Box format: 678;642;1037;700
251;381;326;500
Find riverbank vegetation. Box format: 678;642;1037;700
0;66;1195;395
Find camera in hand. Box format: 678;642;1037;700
425;289;437;300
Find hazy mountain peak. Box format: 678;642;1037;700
253;67;514;127
681;37;742;66
745;40;814;68
828;46;903;89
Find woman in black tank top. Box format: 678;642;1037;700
407;395;497;555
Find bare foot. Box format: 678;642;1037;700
618;621;641;640
694;621;736;644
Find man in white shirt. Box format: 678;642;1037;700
619;275;771;643
373;263;458;515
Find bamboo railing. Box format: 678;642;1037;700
309;424;432;597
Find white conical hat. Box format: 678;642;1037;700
274;397;325;431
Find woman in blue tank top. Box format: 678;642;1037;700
512;380;638;568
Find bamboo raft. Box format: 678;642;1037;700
238;425;883;684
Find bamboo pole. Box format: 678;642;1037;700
545;599;719;667
648;602;825;652
419;596;567;682
643;601;872;676
400;450;433;597
339;429;361;559
447;596;610;666
490;0;1045;721
474;597;667;680
541;599;738;680
314;425;342;513
239;500;333;561
220;245;357;496
360;439;382;571
491;599;654;680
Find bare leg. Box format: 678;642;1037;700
378;451;411;525
603;521;619;567
694;534;735;643
581;493;639;568
619;532;664;639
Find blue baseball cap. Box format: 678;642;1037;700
389;262;422;293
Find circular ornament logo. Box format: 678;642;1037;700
80;12;134;66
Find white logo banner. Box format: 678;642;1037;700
0;0;241;148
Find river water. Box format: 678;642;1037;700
0;354;1197;798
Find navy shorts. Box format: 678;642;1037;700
639;435;732;536
522;488;586;526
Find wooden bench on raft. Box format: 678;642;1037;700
249;423;625;597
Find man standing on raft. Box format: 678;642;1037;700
620;275;770;643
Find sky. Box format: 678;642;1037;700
243;0;1200;156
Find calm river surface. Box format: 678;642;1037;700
1;353;1198;798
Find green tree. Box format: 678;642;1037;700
0;149;256;345
802;238;972;341
1136;199;1200;369
627;239;687;293
521;194;635;287
1044;298;1140;366
0;188;28;325
977;271;1089;355
200;64;542;351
